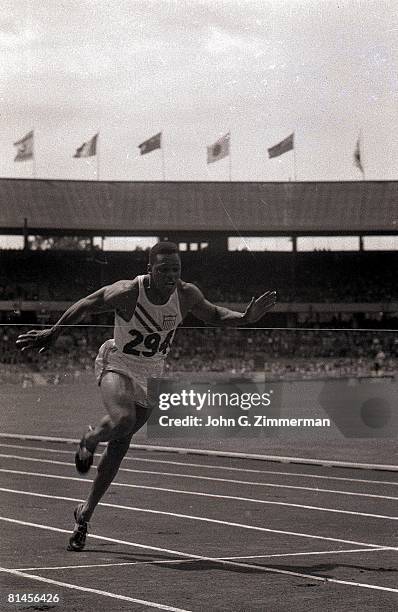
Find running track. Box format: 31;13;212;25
0;437;397;611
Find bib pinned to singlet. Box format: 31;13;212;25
113;275;182;360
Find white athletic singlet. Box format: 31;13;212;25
113;275;182;361
95;276;182;402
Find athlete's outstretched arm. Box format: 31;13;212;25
16;280;137;353
189;285;277;326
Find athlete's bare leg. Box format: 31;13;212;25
83;372;144;449
78;371;152;522
79;435;132;523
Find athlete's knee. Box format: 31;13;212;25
114;413;136;435
108;435;132;456
131;408;151;435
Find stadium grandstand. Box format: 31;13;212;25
0;178;397;384
1;178;397;240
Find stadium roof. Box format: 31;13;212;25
0;178;397;236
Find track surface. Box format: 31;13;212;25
0;437;397;611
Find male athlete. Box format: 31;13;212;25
16;242;277;551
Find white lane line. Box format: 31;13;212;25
2;468;398;522
1;442;397;487
17;560;199;571
16;546;392;572
1;433;397;472
0;453;397;501
1;488;397;550
221;547;393;560
1;516;398;595
0;566;190;612
325;578;398;594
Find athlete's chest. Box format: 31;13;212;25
132;299;181;333
120;284;190;322
114;294;181;359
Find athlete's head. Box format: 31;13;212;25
148;242;181;296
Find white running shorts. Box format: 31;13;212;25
95;339;165;407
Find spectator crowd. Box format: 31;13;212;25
1;248;397;385
1;323;396;386
0;250;397;304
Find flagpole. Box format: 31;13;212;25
355;129;365;180
293;131;297;181
161;135;166;180
32;128;36;179
96;133;100;181
228;131;232;181
360;129;365;180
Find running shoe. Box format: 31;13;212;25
75;426;96;474
67;503;88;552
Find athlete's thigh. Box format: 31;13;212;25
99;371;139;423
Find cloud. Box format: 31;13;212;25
1;0;397;180
0;15;40;49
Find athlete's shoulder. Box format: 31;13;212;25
103;278;139;309
107;277;139;295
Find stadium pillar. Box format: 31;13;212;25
290;235;297;299
359;235;364;251
208;235;228;252
23;217;29;250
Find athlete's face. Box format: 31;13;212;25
149;253;181;296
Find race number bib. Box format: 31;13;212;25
122;329;174;357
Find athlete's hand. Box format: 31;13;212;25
16;328;56;353
241;291;277;324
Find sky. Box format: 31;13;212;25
1;0;398;184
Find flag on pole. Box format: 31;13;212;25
138;132;162;155
354;136;364;175
74;133;98;157
268;133;294;158
14;131;34;161
207;133;230;164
